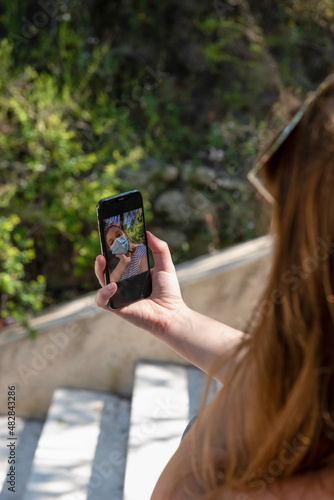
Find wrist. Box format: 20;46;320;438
154;301;193;341
110;265;123;282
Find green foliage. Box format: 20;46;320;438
0;215;46;336
125;210;146;244
0;0;333;332
0;32;146;328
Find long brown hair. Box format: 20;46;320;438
176;82;334;498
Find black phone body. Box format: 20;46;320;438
96;190;152;309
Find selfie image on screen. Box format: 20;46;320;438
103;208;148;284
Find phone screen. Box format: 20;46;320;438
97;190;152;309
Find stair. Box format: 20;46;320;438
23;389;130;500
0;417;44;499
123;361;219;500
0;362;220;499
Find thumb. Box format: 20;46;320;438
146;231;175;273
95;282;118;309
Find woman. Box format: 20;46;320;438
95;74;334;499
105;223;148;283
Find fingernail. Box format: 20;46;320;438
107;283;116;292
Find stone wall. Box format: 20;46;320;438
0;236;273;418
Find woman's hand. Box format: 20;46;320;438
115;253;131;267
109;253;131;283
96;231;245;381
95;231;187;338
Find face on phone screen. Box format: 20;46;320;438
103;207;149;284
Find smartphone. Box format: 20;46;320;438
96;190;152;309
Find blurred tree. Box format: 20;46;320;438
0;0;333;332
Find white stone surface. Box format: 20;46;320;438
0;236;273;417
123;361;220;500
0;417;43;499
23;388;130;500
175;234;273;285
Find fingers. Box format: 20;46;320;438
146;231;175;274
95;255;107;287
95;282;117;310
94;255;119;311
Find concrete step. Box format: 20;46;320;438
123;361;221;500
1;364;220;499
0;417;44;499
22;388;130;500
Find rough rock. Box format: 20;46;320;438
124;169;148;188
150;227;187;252
154;189;187;223
161;165;179;183
193;166;216;186
183;188;214;224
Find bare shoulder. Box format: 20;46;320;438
151;388;334;500
153;455;334;500
225;467;334;500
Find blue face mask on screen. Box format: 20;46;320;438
110;234;129;255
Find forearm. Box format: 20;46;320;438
109;262;127;282
157;304;246;382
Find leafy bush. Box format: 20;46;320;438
0;36;146;329
0;215;45;336
0;0;333;332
